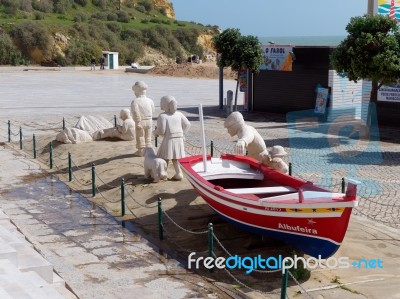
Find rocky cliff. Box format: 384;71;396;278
153;0;175;19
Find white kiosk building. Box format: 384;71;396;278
101;51;119;70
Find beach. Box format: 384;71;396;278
1;66;400;299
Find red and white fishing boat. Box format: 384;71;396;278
178;154;359;258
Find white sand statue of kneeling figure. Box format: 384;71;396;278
131;81;155;156
92;109;135;141
153;96;191;181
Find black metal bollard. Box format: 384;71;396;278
158;197;163;240
62;117;65;130
8;120;10;142
289;162;292;176
33;134;36;159
341;178;345;193
280;264;289;299
121;178;125;216
208;223;214;272
92;164;96;197
19;127;22;150
210;141;214;157
49;142;53;169
68;152;72;182
114;115;117;127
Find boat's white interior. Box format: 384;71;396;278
259;191;346;203
192;158;264;181
226;186;297;194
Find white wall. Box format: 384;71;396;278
328;70;364;121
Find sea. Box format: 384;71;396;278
258;35;346;46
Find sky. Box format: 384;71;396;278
171;0;368;37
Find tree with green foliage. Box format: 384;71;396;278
331;14;400;103
213;28;263;110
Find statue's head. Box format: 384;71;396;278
120;108;131;120
132;81;148;97
224;111;244;136
160;95;174;111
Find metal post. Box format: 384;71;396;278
7;120;11;142
219;66;224;109
49;142;53;169
155;135;158;147
280;264;289;299
289;162;292;176
114;115;117;127
19;127;22;150
92;164;96;197
121;178;125;216
68;152;72;182
33;134;36;159
341;178;345;193
210;140;214;157
226;90;233;115
158;197;163;240
208;223;214;272
62;117;65;130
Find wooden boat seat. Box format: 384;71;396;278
226;186;296;194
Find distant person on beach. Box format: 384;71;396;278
154;96;191;180
224;111;270;163
90;57;96;70
131;81;155;156
100;56;105;70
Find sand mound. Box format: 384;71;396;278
147;62;237;80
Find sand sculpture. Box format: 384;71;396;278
131;81;155;156
56;115;113;144
224;112;289;174
143;147;168;183
92;109;135;141
153;96;191;180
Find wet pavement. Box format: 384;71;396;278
0;174;228;299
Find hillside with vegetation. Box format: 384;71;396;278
0;0;220;66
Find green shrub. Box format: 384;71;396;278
53;53;67;66
91;0;106;9
32;0;53;13
107;12;117;21
107;21;122;33
3;0;20;15
138;0;152;12
116;11;129;23
73;12;87;22
91;11;108;20
34;11;45;20
53;0;72;14
64;39;101;65
0;32;27;65
135;5;146;14
73;0;87;6
140;19;149;24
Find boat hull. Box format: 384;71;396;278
179;154;357;258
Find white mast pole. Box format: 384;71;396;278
198;104;207;172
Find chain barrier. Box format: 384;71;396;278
162;225;208;254
288;270;314;299
94;185;121;204
163;210;209;234
71;160;92;173
125;187;157;208
95;173;120;189
212;232;281;274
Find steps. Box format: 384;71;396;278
0;209;76;299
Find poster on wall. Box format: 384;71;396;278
378;0;400;19
378;85;400;102
259;45;293;71
239;69;247;92
314;86;330;114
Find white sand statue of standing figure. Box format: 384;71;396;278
93;109;135;141
224;111;270;162
153;96;191;180
131;81;155;156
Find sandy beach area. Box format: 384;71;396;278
1;65;400;299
